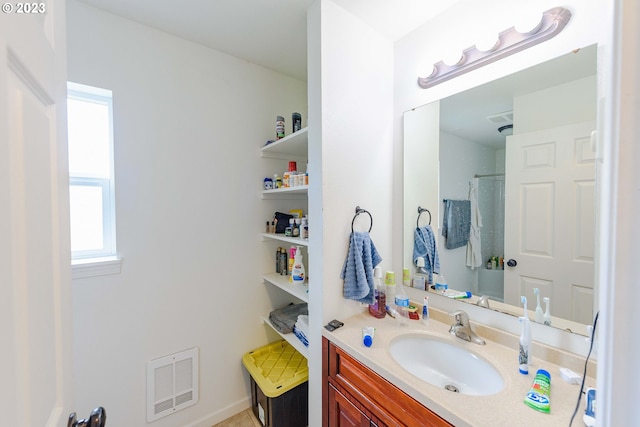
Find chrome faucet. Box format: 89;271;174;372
449;310;486;345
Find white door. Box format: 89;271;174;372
504;121;596;324
0;2;73;426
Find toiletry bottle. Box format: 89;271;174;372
435;273;448;293
543;297;551;326
524;369;551;413
584;387;596;426
288;246;297;282
279;247;287;275
291;246;305;283
292;112;302;132
292;218;300;237
285;218;294;237
368;266;386;319
519;296;532;374
534;288;544;323
276;247;282;274
395;272;410;325
276;115;285;139
412;257;427;290
422;296;430;325
402;268;411;287
283;161;297;187
300;217;308;239
385;271;396;316
362;326;375;347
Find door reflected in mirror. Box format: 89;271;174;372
403;44;598;336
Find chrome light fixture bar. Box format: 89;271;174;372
417;7;572;89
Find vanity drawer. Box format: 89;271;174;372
325;338;452;427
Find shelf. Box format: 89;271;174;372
261;185;308;198
262;315;309;358
260;127;308;158
258;125;309;363
263;273;309;303
261;233;309;246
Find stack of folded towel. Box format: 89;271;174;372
268;302;308;334
293;314;309;347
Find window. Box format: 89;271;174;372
67;82;117;268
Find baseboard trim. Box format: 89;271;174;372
184;397;251;427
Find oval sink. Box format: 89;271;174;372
389;334;504;396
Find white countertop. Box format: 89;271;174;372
322;309;596;427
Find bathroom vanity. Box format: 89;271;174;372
324;337;451;426
322;310;595;427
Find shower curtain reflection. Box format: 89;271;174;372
476;174;505;301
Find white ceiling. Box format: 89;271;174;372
440;44;597;148
75;0;462;81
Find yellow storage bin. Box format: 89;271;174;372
242;340;308;398
242;341;309;426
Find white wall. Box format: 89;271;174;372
514;75;597;132
66;1;307;425
307;1;394;424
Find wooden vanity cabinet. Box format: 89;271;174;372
323;337;452;427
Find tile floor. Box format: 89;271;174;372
212;408;262;427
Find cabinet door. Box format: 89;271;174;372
328;384;372;427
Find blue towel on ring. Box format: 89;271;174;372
442;199;471;249
340;231;382;304
413;225;440;283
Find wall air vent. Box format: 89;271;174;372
147;347;199;422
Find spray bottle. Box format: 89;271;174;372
519;296;532;374
422;296;430;326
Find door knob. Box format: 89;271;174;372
506;259;517;267
68;407;106;427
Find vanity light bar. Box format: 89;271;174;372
417;7;572;89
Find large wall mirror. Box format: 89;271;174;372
403;44;598;336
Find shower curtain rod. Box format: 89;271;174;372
474;173;505;178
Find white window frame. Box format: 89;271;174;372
67;82;121;277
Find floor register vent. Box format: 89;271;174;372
147;347;199;422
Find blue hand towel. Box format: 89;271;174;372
340;231;382;304
413;225;440;283
442;199;471;249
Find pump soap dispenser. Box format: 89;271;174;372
519;296;532;375
291;246;305;283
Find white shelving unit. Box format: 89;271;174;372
261;233;309;247
260;127;309;358
260;128;308;158
261;185;308;198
